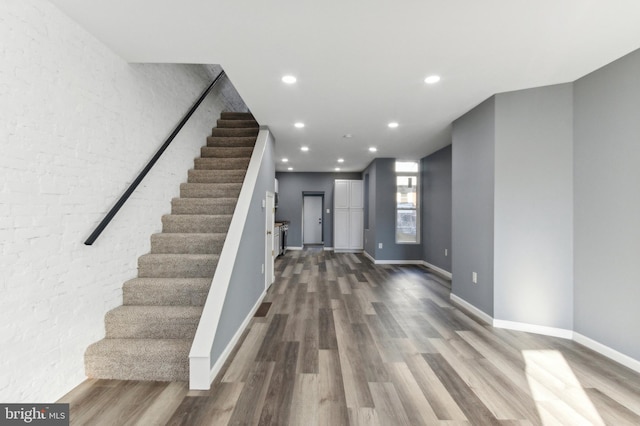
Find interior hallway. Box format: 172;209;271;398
60;248;640;425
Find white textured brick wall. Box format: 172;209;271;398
0;0;246;402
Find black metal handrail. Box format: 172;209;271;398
84;70;227;245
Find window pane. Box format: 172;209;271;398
396;176;417;209
395;161;419;173
396;210;417;242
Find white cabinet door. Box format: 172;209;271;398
274;226;280;255
349;180;364;209
349;209;363;249
334;209;349;249
334;180;350;209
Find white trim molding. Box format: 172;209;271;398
189;129;270;390
363;251;375;263
286;246;303;251
323;246;334;251
207;290;267;384
493;319;573;340
573;332;640;374
421;261;453;279
449;293;640;374
450;293;493;325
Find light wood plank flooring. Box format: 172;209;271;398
60;248;640;425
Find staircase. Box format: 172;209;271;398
85;112;259;381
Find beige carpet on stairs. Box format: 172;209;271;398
84;111;258;381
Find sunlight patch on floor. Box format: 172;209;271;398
522;349;604;425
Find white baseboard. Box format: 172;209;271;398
449;293;493;325
450;294;640;373
363;251;375;263
323;247;334;251
333;249;364;253
421;261;452;279
374;259;424;265
206;289;267;386
573;332;640;374
286;246;303;251
493;319;573;339
361;251;423;265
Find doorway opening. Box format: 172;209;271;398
302;193;324;246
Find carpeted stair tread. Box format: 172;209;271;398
162;214;232;233
220;111;254;120
105;305;203;339
211;127;259;137
150;233;226;254
187;169;246;184
207;136;257;148
195;157;250;170
216;119;258;128
200;146;254;158
85;338;191;381
138;253;219;278
180;182;242;198
123;278;210;306
171;197;237;215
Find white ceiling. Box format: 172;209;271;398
50;0;640;172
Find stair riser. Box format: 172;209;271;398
220;112;254;120
105;315;200;339
180;184;241;198
85;340;190;381
171;199;237;215
138;256;219;278
162;216;231;233
150;233;225;254
207;136;256;147
123;280;209;306
188;170;246;184
195;158;250;170
216;119;258;128
211;128;259;137
200;147;253;158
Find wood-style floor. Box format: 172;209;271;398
60;248;640;425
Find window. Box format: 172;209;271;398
396;161;419;243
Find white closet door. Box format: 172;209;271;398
334;209;349;249
349;180;364;209
334;180;350;209
349;209;363;249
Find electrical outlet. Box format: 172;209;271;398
445;248;448;256
326;208;330;213
472;272;478;284
261;264;264;274
378;243;383;249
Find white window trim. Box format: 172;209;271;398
395;164;420;245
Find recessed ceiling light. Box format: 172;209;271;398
343;134;353;138
282;75;297;84
335;167;341;171
287;167;293;171
337;158;344;163
388;122;399;128
301;146;309;152
282;158;289;163
369;147;377;152
424;75;441;84
294;122;305;128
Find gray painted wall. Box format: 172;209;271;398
275;172;362;248
210;132;275;365
451;97;496;317
494;84;574;329
421;145;452;272
363;158;422;261
574;48;640;360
